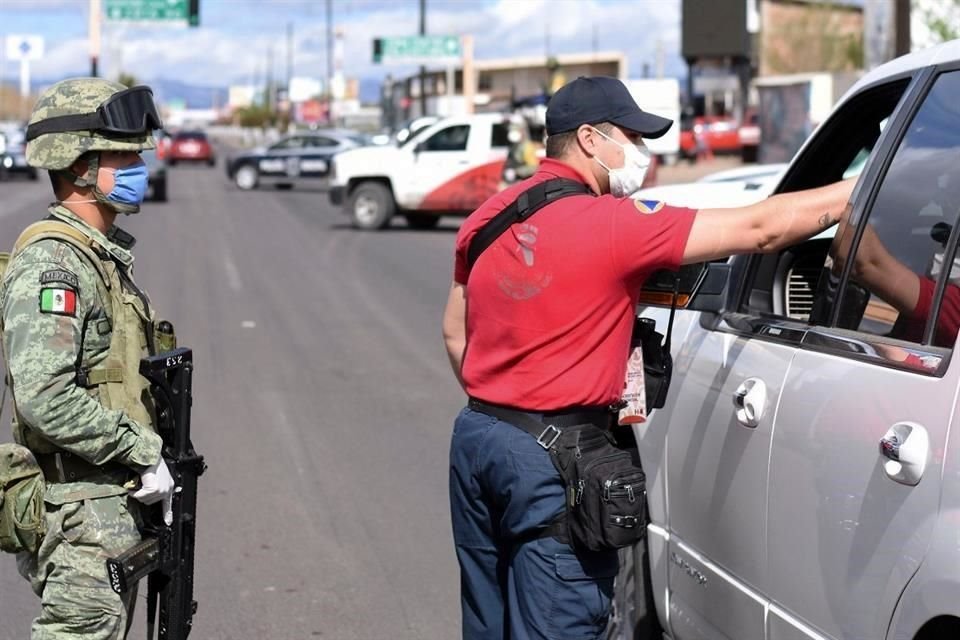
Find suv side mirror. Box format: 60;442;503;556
638;262;730;313
413;142;426;155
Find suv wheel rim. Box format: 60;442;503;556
354;195;379;225
236;166;257;189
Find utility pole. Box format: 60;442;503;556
89;0;101;77
266;45;274;113
286;22;294;94
419;0;427;117
326;0;333;123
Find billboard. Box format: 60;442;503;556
682;0;751;59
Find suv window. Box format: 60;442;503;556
421;125;469;152
491;123;511;148
739;79;912;321
830;70;960;349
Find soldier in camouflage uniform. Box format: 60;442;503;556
0;78;174;639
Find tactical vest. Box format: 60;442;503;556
0;220;160;455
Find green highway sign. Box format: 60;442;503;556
105;0;199;25
373;35;461;64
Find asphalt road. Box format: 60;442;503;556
0;165;468;639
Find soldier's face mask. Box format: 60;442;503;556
26;86;163;142
592;127;651;198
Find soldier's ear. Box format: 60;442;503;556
69;156;88;178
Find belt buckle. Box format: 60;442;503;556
537;424;562;449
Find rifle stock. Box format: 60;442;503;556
106;347;206;640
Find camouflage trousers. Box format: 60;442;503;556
17;492;141;640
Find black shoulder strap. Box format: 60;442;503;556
466;178;593;270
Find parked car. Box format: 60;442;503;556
679;114;742;160
141;148;167;202
226;130;363;191
609;39;960;640
167;130;215;166
0;127;38;180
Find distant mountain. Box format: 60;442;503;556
148;78;229;110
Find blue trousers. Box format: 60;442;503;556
449;406;620;640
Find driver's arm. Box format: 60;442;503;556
682;177;857;264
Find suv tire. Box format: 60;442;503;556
349;181;395;230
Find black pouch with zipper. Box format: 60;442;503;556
555;424;647;551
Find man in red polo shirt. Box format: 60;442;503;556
443;76;855;639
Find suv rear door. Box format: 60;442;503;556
765;67;960;640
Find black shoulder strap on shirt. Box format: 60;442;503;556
466;178;593;270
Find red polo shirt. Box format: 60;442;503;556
905;276;960;347
453;158;697;410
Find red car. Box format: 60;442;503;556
168;130;215;166
680;115;742;159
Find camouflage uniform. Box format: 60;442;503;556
1;78;161;640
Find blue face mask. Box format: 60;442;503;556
106;161;149;205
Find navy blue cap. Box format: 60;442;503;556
545;76;673;138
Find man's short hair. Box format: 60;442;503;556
545;121;614;159
48;170;62;195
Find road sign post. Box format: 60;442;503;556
5;35;44;97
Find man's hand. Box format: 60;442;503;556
131;456;175;526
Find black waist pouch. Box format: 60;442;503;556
552;425;647;551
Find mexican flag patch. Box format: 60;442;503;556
40;288;77;316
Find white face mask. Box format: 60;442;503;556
593;128;652;198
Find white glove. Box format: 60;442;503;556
130;456;175;526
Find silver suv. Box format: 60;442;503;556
612;41;960;640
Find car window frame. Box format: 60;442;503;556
702;66;956;377
420;124;471;152
270;137;305;151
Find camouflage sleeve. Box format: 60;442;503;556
0;240;161;470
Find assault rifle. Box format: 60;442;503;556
105;347;206;640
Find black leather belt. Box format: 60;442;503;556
468;398;616;434
36;451;130;484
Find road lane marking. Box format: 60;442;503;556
222;250;243;291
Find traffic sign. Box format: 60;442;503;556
372;35;461;64
105;0;199;26
5;35;44;61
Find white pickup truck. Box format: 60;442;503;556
328;113;516;230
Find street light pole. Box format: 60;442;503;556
89;0;101;77
326;0;333;124
419;0;426;117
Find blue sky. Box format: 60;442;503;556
0;0;687;95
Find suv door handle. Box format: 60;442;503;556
880;422;929;486
733;378;767;428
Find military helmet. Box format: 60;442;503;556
25;77;159;170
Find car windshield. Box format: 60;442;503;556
175;131;207;141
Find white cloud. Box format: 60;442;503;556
11;0;686;92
